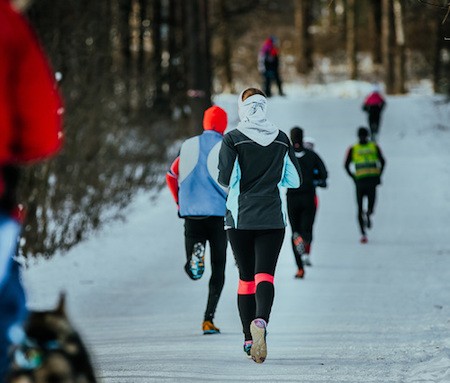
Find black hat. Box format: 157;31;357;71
357;126;369;138
290;126;303;147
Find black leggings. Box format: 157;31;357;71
184;217;227;321
356;184;376;235
227;228;285;340
287;192;316;268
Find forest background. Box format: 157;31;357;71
15;0;450;257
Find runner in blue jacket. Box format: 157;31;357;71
166;105;228;335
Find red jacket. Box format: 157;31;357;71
0;0;63;166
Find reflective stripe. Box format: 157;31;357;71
255;273;274;285
238;279;256;295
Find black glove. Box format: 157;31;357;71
314;179;327;188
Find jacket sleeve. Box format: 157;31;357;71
281;144;302;188
166;156;180;205
313;152;328;187
218;134;237;187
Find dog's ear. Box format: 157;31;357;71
55;291;67;316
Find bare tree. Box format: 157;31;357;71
393;0;406;93
294;0;314;74
369;0;383;65
184;0;213;133
346;0;357;79
382;0;395;93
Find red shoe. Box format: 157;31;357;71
360;235;368;244
295;268;305;279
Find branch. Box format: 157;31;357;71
443;5;450;23
417;0;450;10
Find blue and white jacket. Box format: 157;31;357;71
177;130;227;217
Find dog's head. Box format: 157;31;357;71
8;293;97;383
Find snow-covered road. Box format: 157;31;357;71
24;82;450;382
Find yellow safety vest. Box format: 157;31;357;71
352;142;381;179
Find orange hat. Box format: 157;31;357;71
203;105;227;134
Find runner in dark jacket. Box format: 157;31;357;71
287;127;328;278
344;127;385;243
218;88;301;363
362;85;386;141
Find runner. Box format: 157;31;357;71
344;127;385;243
287;127;328;278
218;88;301;363
166;105;228;335
362;84;386;141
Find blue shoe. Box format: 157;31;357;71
187;242;205;280
243;340;253;357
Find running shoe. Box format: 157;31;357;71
243;340;253;357
302;254;312;267
202;320;220;335
295;268;305;279
360;235;368;244
250;318;267;363
186;242;205;280
292;232;305;256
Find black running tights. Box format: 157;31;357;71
184;217;227;322
227;228;285;340
356;184;376;235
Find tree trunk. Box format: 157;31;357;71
294;0;313;74
218;0;234;92
433;18;444;93
185;0;212;133
346;0;357;79
369;0;382;65
393;0;406;94
382;0;395;94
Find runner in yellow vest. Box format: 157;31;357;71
344;127;385;243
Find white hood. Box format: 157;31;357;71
236;91;279;147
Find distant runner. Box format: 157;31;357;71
362;84;386;141
287;128;328;278
344;127;385;243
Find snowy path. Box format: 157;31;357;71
24;84;450;382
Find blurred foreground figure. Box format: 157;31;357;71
7;294;97;383
0;0;63;380
344;127;385;244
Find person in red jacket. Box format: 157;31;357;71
362;84;386;141
166;105;228;335
0;1;63;380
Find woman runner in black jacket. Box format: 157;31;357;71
287;127;328;278
218;88;301;363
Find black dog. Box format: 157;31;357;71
7;293;97;383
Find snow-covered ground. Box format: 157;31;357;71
23;81;450;382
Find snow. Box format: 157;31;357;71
23;81;450;382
